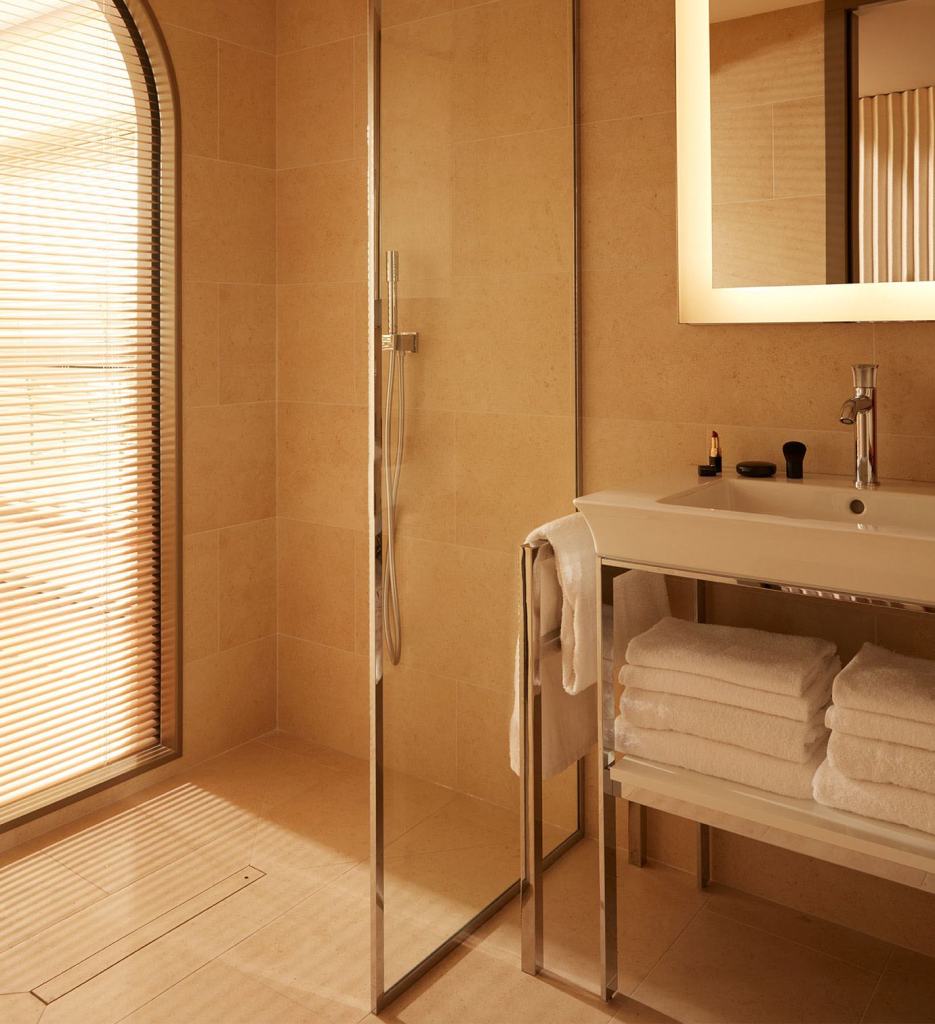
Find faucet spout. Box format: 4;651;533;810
840;364;878;489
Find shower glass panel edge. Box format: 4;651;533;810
368;0;583;1010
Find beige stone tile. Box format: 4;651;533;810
0;850;105;953
352;32;368;164
392;535;516;688
713;195;829;288
389;405;456;542
877;434;935;484
581;418;707;493
383;662;458;788
773;95;826;199
277;519;356;650
383;0;453;28
644;808;697;873
277;0;366;53
862;947;935;1024
183;530;219;663
181;156;222;284
218;283;276;403
277;40;354;169
0;995;43;1024
277;162;367;285
456;681;517;811
354;529;370;656
163;25;218;159
219;43;275;167
181;281;219;408
454;411;575;552
875;607;935;662
277;636;369;758
452;129;573;277
218;518;276;648
704;884;893;974
633;906;877;1023
579;0;675;125
711;103;773;205
707;425;853;479
277;282;366;406
610;999;680;1024
451;0;570;142
183;638;277;762
710;2;825;111
874;322;935;437
183;402;275;533
121;959;324;1024
258;731;365;773
384;792;518;862
150;0;276;52
276;402;367;531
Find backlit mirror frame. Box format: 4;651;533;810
676;0;935;323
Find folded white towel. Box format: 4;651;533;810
827;732;935;797
826;704;935;753
627;617;837;697
833;643;935;724
525;514;596;696
620;662;836;723
615;716;825;798
621;688;827;763
814;759;935;836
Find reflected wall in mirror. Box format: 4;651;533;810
710;0;935;289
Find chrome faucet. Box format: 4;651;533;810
839;364;879;489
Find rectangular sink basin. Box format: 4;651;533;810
576;470;935;608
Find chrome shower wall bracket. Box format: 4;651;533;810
382;330;419;353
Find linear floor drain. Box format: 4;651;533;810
32;866;264;1004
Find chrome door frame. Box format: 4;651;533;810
368;0;583;1011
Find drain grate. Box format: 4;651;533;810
32;866;264;1004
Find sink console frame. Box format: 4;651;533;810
520;547;935;1001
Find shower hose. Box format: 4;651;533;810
382;340;405;666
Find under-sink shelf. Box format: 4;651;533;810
610;753;935;892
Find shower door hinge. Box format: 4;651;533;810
382;331;419;353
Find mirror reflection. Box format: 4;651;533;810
709;0;935;288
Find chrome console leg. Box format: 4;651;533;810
599;767;618;1001
627;802;647;867
697;823;711;890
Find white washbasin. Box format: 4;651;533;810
575;469;935;608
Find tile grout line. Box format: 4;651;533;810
858;947;894;1023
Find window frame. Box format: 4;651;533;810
0;0;181;833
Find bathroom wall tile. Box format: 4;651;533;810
580;112;676;276
354;531;370;656
581;418;707;493
277;519;356;650
456;682;518;812
710;2;824;112
219;43;276;168
277;402;367;531
162;26;218;159
452;129;573;278
352;33;368;164
645;810;697;874
391;407;457;543
875;608;935;662
712;195;828;288
183;402;276;533
276;0;367;53
711;104;773;205
182;531;219;663
277;282;364;406
150;0;276;52
277;40;354;169
451;0;570;142
382;0;453;28
877;434;935;483
632;906;877;1024
578;0;675;125
180;282;218;408
454;412;575;553
181;157;222;284
773;95;826;199
277;637;368;758
383;664;459;788
706;425;853;479
276;162;367;285
184;637;277;763
218;284;276;404
874;321;935;437
218;519;277;648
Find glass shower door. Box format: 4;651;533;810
368;0;580;1006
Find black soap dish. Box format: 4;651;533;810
736;461;777;478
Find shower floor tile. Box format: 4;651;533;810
1;734;934;1024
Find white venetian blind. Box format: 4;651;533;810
0;0;164;817
859;87;935;282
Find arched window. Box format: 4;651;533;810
0;0;178;826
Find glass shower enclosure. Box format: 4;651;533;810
368;0;581;1009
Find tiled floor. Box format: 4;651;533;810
1;734;934;1024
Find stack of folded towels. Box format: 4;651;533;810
814;643;935;834
617;617;840;798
